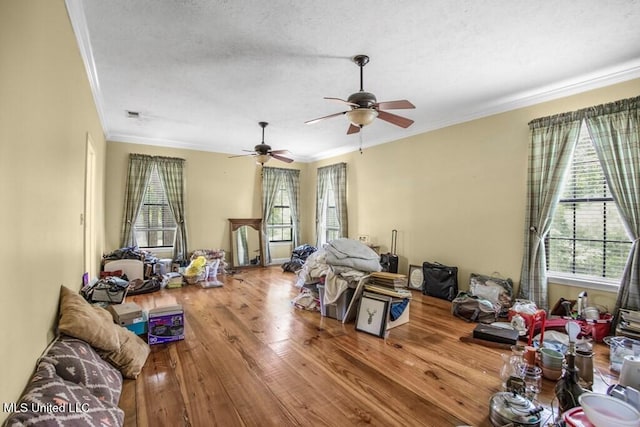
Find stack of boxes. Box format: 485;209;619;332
107;302;185;345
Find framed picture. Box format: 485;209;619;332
356;293;391;337
407;264;424;291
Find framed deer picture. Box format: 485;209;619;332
355;292;391;337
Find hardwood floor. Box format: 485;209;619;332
119;267;615;427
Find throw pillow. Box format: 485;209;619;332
57;285;120;352
4;360;124;427
99;326;150;379
42;335;123;406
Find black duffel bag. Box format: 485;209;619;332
422;261;458;301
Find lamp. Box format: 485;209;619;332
346;108;378;127
255;154;270;165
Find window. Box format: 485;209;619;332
267;181;292;242
546;122;632;282
325;185;340;242
134;165;176;248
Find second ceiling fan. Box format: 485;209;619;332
305;54;415;134
229;122;293;165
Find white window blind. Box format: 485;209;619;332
546;122;632;281
134;165;177;248
325;186;340;242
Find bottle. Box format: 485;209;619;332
555;345;584;412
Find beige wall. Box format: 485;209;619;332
308;78;640;311
105;142;309;261
0;0;107;407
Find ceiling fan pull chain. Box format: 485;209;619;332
359;128;363;154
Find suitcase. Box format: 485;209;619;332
380;229;399;273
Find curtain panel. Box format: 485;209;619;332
519;113;582;309
155;156;188;262
120;154;154;247
315;163;347;247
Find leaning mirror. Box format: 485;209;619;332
229;218;263;268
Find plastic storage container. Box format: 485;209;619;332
317;285;355;321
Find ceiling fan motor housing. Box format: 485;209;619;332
347;91;377;108
254;143;271;154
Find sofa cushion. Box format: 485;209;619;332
57;285;120;352
41;335;123;406
98;326;150;379
3;360;124;427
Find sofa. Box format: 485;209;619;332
3;286;150;427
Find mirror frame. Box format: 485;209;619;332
229;218;263;268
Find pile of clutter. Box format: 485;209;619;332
291;238;381;312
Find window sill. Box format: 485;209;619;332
547;272;619;293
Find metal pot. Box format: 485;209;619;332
489;392;541;427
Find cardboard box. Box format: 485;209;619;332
107;302;143;325
125;312;147;336
148;305;184;344
387;298;410;330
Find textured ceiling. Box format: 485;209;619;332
66;0;640;162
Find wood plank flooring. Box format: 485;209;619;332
119;267;616;427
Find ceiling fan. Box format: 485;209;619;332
305;54;415;134
229;122;293;165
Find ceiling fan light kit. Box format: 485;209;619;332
255;153;270;165
305;54;415;134
346;108;378;126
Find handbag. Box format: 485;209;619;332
452;291;500;323
422;261;458;301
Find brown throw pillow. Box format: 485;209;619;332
99;326;150;379
57;285;120;352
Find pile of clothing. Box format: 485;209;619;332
296;238;381;307
103;245;159;264
282;244;317;273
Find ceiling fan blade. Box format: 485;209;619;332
305;111;348;125
228;153;255;158
347;124;361;135
271;153;294;163
269;149;290;155
375;99;415;110
324;97;359;107
377;110;414;128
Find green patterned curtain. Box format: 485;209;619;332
281;168;301;248
121;154;154;247
155;156;188;262
316;163;347;246
519;113;582;309
585;96;640;322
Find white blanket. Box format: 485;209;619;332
324;238;382;273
